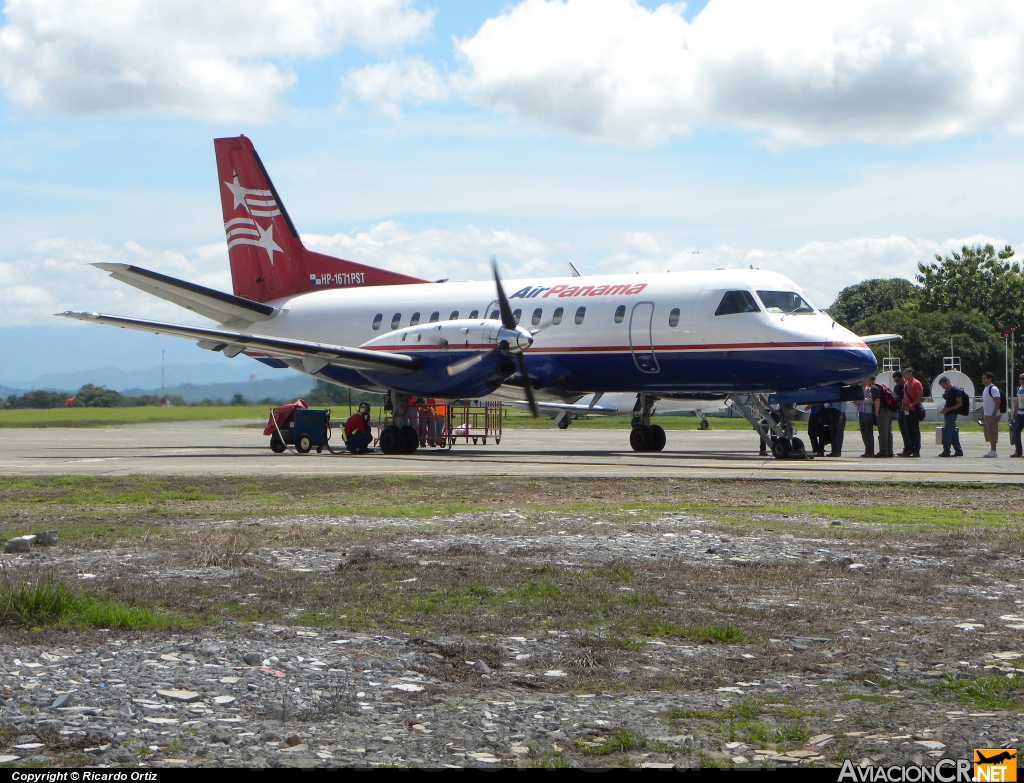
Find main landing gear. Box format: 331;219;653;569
379;391;420;454
727;394;810;460
630;393;666;452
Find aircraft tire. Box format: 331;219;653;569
269;434;287;454
650;424;667;452
401;426;420;453
771;438;790;459
296;434;313;454
789;437;806;455
557;416;570;430
379;425;403;454
629;425;652;452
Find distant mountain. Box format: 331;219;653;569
0;385;27;398
19;363;294;394
122;375;316;403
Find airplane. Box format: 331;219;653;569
975;750;1017;765
61;135;892;458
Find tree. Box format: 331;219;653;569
853;309;1004;389
74;384;128;407
306;380;379;408
826;278;920;328
917;244;1024;330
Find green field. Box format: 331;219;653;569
0;405;270;428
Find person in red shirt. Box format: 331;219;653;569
344;403;373;453
898;367;923;458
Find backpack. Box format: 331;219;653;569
956;388;971;416
987;385;1007;415
874;382;900;412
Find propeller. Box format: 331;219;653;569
491;256;539;419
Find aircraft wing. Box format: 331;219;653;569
92;263;279;328
59;312;423;374
859;333;902;344
508;400;619;414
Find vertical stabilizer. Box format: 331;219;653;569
214;135;427;303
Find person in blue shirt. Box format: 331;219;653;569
936;377;964;458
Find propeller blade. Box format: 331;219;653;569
446;352;488;376
491;255;517;331
517;353;540;419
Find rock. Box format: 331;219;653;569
4;537;33;554
285;735;303;747
242;653;262;666
51;692;77;709
156;689;201;703
471;660;492;674
212;695;235;705
34;531;58;546
211;728;233;745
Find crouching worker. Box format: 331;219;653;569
344;403;373;454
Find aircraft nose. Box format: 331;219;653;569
853;347;878;381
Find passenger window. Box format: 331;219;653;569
512;308;522;325
429;311;439;323
449;311;459;320
391;313;401;330
372;313;383;330
575;306;586;325
668;308;680;327
614;305;625;324
715;291;761;316
552;307;563;325
410;312;421;326
469;310;479;319
489;309;500;320
532;308;542;326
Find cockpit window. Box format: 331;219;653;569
715;291;761;316
756;290;815;315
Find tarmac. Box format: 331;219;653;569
1;420;1022;482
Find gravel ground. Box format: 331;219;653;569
2;502;1024;768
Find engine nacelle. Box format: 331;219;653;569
359;319;532;355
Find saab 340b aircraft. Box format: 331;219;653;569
62;135;891;458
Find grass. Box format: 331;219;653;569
0;405;270;428
575;728;662;756
0;575;188;630
933;674;1024;711
665;699;815;750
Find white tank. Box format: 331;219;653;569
930;371;975;401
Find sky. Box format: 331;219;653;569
1;0;1023;384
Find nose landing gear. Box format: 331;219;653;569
629;393;666;452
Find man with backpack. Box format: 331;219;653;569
873;377;899;457
980;372;1003;458
936;376;966;457
1011;373;1024;458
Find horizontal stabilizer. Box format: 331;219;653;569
859;333;902;344
59;312;422;375
93;263;277;327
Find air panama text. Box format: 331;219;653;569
510;283;648;299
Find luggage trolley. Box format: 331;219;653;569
446;400;503;446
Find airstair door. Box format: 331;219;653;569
629;301;660;374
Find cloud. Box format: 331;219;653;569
346;57;448;118
0;0;433;121
597;233;1013;306
1;237;232;326
354;0;1024;146
10;226;1012;326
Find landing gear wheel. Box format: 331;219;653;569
401;426;419;452
379;425;403;454
699;418;709;430
269;434;286;454
295;434;312;454
770;437;790;459
557;416;570;430
650;424;667;452
630;425;652;452
789;437;807;457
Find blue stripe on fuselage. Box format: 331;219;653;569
314;346;876;397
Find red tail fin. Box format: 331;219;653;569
214;135;428;303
